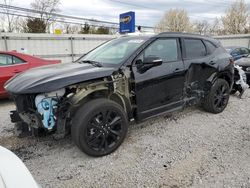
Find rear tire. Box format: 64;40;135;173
71;98;128;157
202;79;230;114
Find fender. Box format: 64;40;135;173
206;70;233;88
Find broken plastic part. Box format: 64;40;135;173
234;65;249;98
35;89;65;130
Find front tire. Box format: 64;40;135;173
202;79;230;114
71;98;128;157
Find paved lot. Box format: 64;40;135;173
0;92;250;188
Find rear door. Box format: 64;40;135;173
182;38;217;91
132;38;185;120
0;54;28;96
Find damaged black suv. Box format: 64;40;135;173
5;33;234;157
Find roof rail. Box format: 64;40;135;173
157;32;203;37
158;32;184;35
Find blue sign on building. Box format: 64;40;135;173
119;11;135;33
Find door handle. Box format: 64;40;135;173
173;68;180;73
209;61;216;65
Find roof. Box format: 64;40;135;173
157;32;209;38
121;32;213;39
157;32;219;46
119;32;220;46
0;146;39;188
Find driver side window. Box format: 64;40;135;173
138;38;178;63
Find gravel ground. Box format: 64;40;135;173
0;91;250;188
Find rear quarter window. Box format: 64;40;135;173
204;40;217;54
184;39;206;59
13;56;25;64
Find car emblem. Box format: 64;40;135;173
120;15;131;24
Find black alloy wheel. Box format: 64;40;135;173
86;109;123;152
203;79;230;114
71;98;128;157
213;84;229;111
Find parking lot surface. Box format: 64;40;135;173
0;92;250;188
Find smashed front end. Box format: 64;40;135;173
10;88;74;138
7;68;133;139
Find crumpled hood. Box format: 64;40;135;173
4;63;116;94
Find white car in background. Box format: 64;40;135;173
0;146;39;188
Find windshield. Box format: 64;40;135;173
78;37;147;65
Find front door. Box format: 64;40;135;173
132;38;185;120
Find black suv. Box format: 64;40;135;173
5;33;234;157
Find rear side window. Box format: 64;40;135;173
13;56;25;64
184;39;206;59
204;40;217;54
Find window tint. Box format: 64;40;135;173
13;56;25;64
81;38;146;65
204;40;217;54
143;39;178;62
0;54;13;66
240;48;249;54
184;39;206;59
231;48;241;55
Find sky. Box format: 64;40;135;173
13;0;250;27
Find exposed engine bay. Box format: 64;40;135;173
35;89;65;130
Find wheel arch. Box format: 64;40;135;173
206;71;233;89
71;89;133;120
217;71;233;88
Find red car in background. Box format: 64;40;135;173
0;51;60;98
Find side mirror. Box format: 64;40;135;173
144;56;163;66
135;56;163;73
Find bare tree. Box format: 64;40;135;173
208;17;226;35
155;9;193;33
0;14;5;32
1;0;16;32
79;23;91;34
221;0;248;34
30;0;60;32
63;23;80;34
193;20;210;35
